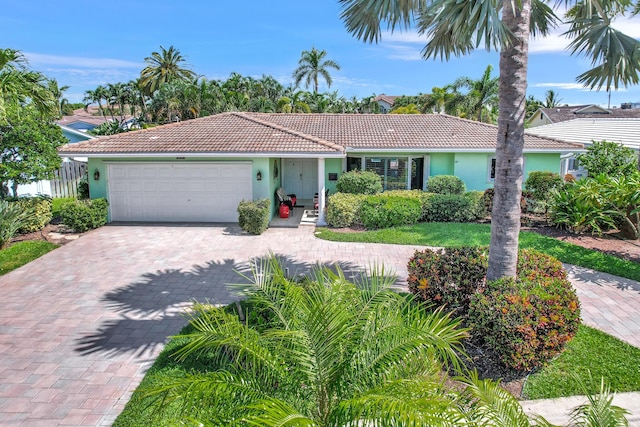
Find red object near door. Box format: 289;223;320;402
279;204;290;218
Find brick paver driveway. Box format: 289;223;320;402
2;224;640;426
0;225;424;426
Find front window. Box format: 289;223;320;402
365;157;408;190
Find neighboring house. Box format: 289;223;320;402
15;125;95;197
528;104;640;128
56;107;110;132
58;112;581;225
526;118;640;179
373;94;401;113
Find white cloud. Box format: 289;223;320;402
531;82;628;92
24;52;142;69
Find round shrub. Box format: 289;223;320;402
425;193;476;222
238;198;270;235
426;175;466;195
525;171;564;201
336;170;383;195
60;198;109;232
468;250;581;371
382;189;434;221
407;246;488;316
360;196;421;229
326;193;366;228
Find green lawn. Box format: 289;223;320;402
0;240;59;276
523;325;640;399
316;222;640;282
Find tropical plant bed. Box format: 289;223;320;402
9;222;81;247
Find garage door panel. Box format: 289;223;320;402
108;162;252;222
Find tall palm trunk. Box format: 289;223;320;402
487;0;531;281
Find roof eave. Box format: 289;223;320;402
56;151;345;159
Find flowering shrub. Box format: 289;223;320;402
407;246;488;316
468;250;581;371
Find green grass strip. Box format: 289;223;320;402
315;223;640;282
524;325;640;399
0;241;59;276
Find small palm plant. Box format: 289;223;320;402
0;200;31;249
145;256;469;425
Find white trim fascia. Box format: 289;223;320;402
345;148;581;154
57;152;345;159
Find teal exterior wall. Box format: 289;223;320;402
324;158;342;195
454;153;493;191
523;153;560;182
429;153;455;176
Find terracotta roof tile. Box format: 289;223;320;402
58;112;581;156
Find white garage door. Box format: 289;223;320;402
107;162;253;222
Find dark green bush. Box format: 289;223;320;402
426;175;466;195
237;199;270;235
360;196;421;229
381;189;434;221
60;198;109;232
326;193;366;228
425;193;477;222
525;171;564;201
10;196;53;233
407;246;488;316
468;262;581;371
336;170;383;195
77;178;90;200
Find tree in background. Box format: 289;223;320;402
139;45;196;97
293;47;341;93
338;0;640;281
0;105;66;197
46;78;70;118
452;64;499;122
0;48;56;122
544;89;563;108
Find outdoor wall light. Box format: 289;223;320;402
256;170;262;181
94;170;100;181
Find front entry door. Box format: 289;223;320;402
283;159;317;199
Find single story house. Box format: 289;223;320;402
526;118;640;179
372;94;401;113
58;112;582;225
528;104;640;128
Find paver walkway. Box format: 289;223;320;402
0;225;639;426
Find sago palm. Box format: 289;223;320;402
338;0;640;281
144;256;469;426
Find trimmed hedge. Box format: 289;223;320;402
9;196;53;233
360;196;422;229
426;175;466;195
238;199;271;235
335;170;383;195
326;193;367;228
425;193;477;222
60;198;109;232
381;189;434;221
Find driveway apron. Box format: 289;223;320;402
0;225;639;426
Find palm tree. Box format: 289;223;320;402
544;89;563;108
46;78;70;118
82;85;108;118
139;45;196;96
338;0;640;281
144;256;468;425
293;47;341;93
453;65;499;122
0;48;56;121
422;85;455;114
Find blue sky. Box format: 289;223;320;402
4;1;640;107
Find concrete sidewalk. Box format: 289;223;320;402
1;224;639;425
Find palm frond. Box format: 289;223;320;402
531;0;560;38
338;0;425;43
568;372;630;427
243;398;316;426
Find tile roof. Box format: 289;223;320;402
525;118;640;149
537;105;640;123
58;112;582;156
373;94;401;106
